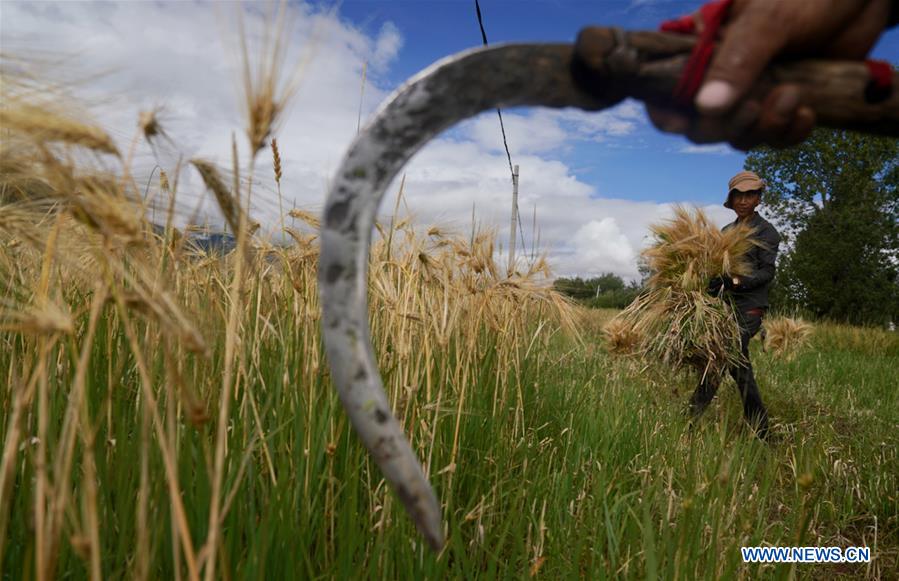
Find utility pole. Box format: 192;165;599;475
508;164;519;276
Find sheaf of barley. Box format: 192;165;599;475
764;316;813;360
607;206;760;378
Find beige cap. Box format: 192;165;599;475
725;170;765;208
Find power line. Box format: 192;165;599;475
474;1;538;272
474;0;514;178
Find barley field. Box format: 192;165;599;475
1;206;897;579
2;51;897;581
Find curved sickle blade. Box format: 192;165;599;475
318;43;611;550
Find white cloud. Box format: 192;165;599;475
395;140;735;280
1;1;735;281
371;21;403;70
2;0;395;221
459;100;644;156
557;100;644;139
462;110;570;156
679;143;736;156
569;218;635;276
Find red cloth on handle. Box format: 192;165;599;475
660;13;697;35
864;59;893;103
660;1;894;107
660;0;732;106
865;60;892;89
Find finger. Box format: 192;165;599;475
728;86;805;150
774;105;816;148
824;0;891;59
729;130;762;152
687;97;762;145
685;115;730;144
646;105;691;134
696;4;788;114
754;84;801;145
726;99;762;142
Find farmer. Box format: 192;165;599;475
689;170;780;439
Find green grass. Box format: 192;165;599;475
3;305;896;580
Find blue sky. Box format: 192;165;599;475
3;1;898;279
334;0;899;206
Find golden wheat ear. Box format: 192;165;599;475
191;160;243;236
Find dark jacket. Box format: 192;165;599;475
723;212;781;312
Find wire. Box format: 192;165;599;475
474;0;514;178
476;0;531;267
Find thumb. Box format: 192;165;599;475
696;9;787;114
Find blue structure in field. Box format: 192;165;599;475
151;223;236;254
188;231;236;254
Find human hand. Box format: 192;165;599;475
707;275;739;295
648;0;893;150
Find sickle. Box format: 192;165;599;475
317;29;899;551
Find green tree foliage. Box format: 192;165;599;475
746;129;898;325
553;273;642;309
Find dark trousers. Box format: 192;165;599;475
689;311;770;439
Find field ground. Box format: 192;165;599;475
3;295;897;579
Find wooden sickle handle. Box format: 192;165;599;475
574;27;899;136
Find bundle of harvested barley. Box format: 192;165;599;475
763;316;813;359
601;316;642;355
642;206;756;292
605;206;758;378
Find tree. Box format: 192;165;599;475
554;273;624;299
553;273;642;309
746;129;898;325
553;276;593;300
592;273;626;295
